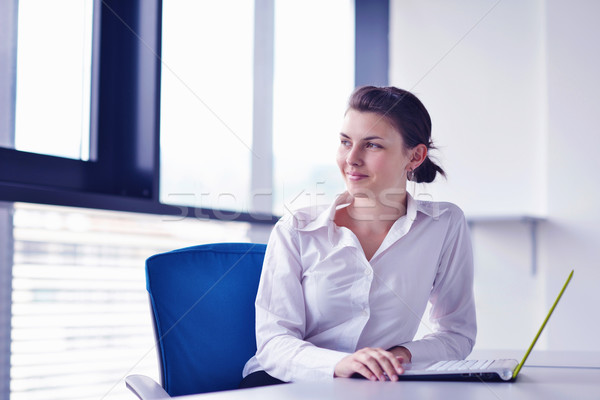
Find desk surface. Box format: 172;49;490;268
179;351;600;400
179;367;600;400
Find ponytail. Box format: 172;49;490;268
413;156;445;184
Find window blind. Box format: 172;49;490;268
10;203;252;400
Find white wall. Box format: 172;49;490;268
390;0;600;351
542;0;600;350
390;0;547;218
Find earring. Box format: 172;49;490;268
407;169;415;182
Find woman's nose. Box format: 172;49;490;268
346;147;363;166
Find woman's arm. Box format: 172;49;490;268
400;208;477;362
253;219;348;382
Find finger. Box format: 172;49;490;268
382;349;406;374
352;361;378;381
388;353;405;374
372;351;401;381
361;348;399;381
360;353;386;381
394;356;406;375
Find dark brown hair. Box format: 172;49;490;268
347;86;445;183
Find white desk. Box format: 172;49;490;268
178;352;600;400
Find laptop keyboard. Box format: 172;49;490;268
426;359;495;371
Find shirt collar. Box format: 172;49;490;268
296;191;435;233
296;191;353;233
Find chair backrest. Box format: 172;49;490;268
146;242;266;396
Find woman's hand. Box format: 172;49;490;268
388;346;412;363
334;347;406;381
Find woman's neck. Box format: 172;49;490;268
346;191;408;227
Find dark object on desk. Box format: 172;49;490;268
239;370;288;388
351;367;513;382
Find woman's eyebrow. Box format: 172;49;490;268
340;133;384;141
362;135;384;141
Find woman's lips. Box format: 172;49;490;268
347;172;368;181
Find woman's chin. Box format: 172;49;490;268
345;186;373;198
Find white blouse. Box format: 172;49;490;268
242;192;476;382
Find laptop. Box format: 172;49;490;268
397;269;574;382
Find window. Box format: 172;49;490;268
0;0;161;208
12;0;94;161
1;0;388;218
160;0;254;215
272;0;353;215
160;0;356;217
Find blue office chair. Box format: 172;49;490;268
126;242;266;399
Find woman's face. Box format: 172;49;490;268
336;109;413;199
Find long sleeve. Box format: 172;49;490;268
401;208;477;363
252;218;348;382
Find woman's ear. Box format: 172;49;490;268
410;144;428;169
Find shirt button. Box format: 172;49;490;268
365;269;371;275
362;309;368;316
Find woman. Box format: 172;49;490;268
240;86;476;387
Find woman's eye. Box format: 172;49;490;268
366;142;381;149
340;140;351;147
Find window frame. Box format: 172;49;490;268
0;0;389;225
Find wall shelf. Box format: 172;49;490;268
466;216;546;275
